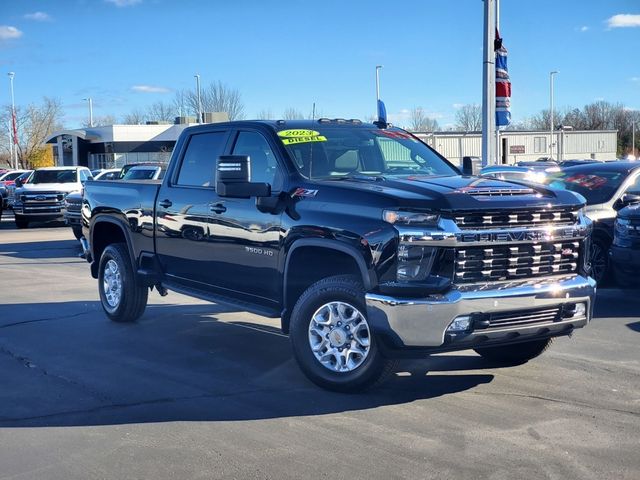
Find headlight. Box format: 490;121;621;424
396;244;437;282
383;210;439;227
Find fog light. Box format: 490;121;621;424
574;302;586;317
447;315;472;332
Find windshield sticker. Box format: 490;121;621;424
565;174;608;190
278;129;327;145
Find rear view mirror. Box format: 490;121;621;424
15;178;23;188
216;155;270;198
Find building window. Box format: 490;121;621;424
534;137;546;154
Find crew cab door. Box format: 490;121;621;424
155;129;230;286
206;129;284;305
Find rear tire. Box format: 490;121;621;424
474;338;553;365
72;226;83;240
289;275;397;393
98;243;148;323
15;215;28;229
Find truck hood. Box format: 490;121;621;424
316;174;583;211
16;183;81;195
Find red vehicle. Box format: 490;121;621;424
0;170;31;187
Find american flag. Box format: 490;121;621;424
495;30;511;127
11;108;18;145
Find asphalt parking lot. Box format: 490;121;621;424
0;213;638;480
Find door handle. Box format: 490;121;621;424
209;202;227;214
159;199;172;208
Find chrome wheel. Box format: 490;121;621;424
308;301;371;373
590;242;607;283
102;259;122;308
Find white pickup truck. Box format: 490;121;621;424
13;166;92;229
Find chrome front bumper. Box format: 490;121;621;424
365;274;596;348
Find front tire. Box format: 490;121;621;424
289;275;396;393
15;215;28;229
589;239;609;284
98;243;148;323
474;338;553;365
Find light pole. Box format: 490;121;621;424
83;97;93;127
549;71;558;160
632;120;636;160
8;72;17;169
375;65;383;105
194;74;202;123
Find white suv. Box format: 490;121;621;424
13;166;92;229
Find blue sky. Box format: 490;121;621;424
1;0;639;128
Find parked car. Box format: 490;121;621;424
0;169;30;187
81;119;595;392
545;162;640;283
5;171;33;208
118;162;164;179
94;168;121;181
122;165;165;180
516;161;561;172
64;168;120;239
13;166;93;229
608;204;640;287
558;159;602;168
481;165;551;184
0;184;6;217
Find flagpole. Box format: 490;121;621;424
495;0;500;164
481;0;496;167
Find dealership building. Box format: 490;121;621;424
414;129;618;166
46;121;618;170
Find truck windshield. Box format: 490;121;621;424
277;126;457;179
546;169;628;205
31;170;78;184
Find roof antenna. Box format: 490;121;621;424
311;102;316;121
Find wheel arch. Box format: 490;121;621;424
281;239;374;333
90;215;137;278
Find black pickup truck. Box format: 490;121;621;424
82;119;596;392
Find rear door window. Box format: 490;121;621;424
177;131;228;188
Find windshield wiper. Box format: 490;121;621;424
325;174;386;182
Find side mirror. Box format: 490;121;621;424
462;156;482;176
615;193;640;210
216;155;271;198
15;178;23;188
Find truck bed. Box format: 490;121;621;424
84;179;162;259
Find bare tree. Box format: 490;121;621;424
185;81;245;120
454;104;482;131
0;97;64;168
409;107;440;132
256;108;274;120
146;101;176;123
122;109;148;125
82;114;117;127
282;107;304;120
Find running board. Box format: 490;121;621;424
162;281;281;319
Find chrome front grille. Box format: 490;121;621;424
454;208;578;230
21;191;65;213
487;306;561;329
455;241;579;283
